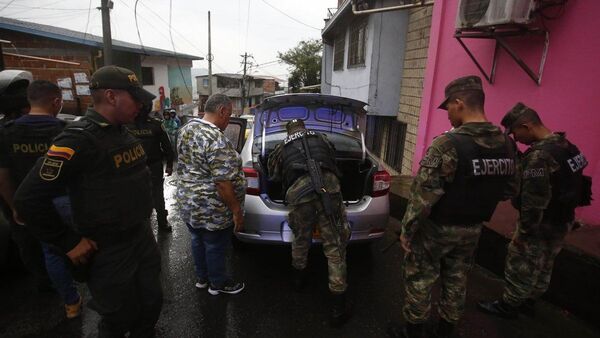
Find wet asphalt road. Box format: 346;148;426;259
1;174;599;338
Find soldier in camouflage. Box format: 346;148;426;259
388;76;518;338
478;103;589;319
268;119;351;327
176;93;246;295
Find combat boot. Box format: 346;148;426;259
292;267;308;292
157;210;172;232
432;318;455;338
329;292;349;327
477;300;518;319
386;322;424;338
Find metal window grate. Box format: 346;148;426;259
384;120;408;172
333;34;345;71
365;116;407;172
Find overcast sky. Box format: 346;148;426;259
0;0;338;82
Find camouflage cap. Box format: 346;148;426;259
286;119;306;133
438;75;483;109
501;102;538;133
90;66;156;103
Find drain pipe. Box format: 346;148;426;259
351;0;434;15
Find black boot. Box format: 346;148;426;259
386;322;424;338
477;300;518;319
292;268;308;292
519;298;536;317
330;292;349;327
157;210;172;232
432;318;455;338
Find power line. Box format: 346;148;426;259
0;0;17;12
259;0;320;30
134;0;146;55
134;0;229;73
82;0;93;42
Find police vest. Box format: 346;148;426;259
126;119;163;164
281;130;339;192
530;138;588;225
65;119;153;234
2;120;66;185
429;133;516;225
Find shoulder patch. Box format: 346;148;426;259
419;156;442;168
47;145;75;160
39;158;64;181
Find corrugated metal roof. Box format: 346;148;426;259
0;17;203;60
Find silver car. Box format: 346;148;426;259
224;94;390;245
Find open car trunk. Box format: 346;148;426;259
258;147;377;204
252;93;375;204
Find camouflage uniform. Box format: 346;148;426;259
401;122;518;324
176;118;246;230
502;133;576;307
268;134;350;294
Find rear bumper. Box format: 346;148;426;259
235;194;389;244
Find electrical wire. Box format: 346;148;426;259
82;0;93;42
0;0;17;12
259;0;320;31
134;0;146;55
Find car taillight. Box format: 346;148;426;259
371;170;391;197
243;167;260;196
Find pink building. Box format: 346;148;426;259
415;0;600;224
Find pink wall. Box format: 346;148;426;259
416;0;600;224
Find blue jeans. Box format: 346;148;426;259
42;243;80;305
188;225;232;287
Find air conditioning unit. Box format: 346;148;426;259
456;0;537;29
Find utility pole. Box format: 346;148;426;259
240;52;248;113
100;0;113;66
207;11;213;96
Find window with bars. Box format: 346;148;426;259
348;19;367;67
365;116;407;172
333;33;345;71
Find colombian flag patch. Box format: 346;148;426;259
47;145;75;160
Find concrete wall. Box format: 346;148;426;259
167;59;194;106
142;56;170;109
367;10;409;116
321;43;334;95
418;0;600;224
396;7;433;175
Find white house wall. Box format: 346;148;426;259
329;14;375;104
141;56;170;107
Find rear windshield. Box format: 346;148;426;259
254;132;362;157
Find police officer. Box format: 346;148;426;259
388;76;518;338
14;66;163;337
267;119;351;327
0;70;53;292
0;80;83;318
126;102;174;232
478;103;590;319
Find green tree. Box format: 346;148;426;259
278;39;322;92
